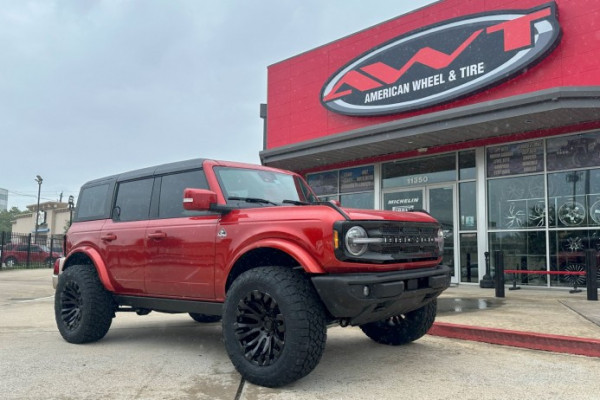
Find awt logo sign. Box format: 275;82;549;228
321;2;561;116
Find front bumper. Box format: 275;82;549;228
52;257;65;289
311;265;451;326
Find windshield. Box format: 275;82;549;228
215;167;317;206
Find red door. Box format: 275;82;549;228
98;219;148;294
145;216;218;299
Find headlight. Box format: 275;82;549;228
436;228;445;254
345;226;368;256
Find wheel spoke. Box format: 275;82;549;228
235;289;285;366
60;281;83;331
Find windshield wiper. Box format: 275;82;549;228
228;196;278;206
282;199;310;205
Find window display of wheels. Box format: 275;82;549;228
590;199;600;225
557;200;586;226
561;263;586;287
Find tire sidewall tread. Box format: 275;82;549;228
360;300;437;346
54;264;114;344
222;266;327;387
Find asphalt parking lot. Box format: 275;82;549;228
2;269;600;400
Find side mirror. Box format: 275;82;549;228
183;188;217;211
330;199;341;207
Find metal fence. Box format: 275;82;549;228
0;231;65;269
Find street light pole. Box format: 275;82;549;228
34;175;43;244
68;195;74;226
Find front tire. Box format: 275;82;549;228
54;265;115;344
222;267;327;387
360;300;437;346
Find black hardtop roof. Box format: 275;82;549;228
82;158;207;188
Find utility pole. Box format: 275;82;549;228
34;175;43;244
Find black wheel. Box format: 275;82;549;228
54;264;115;344
189;313;221;323
360;300;437;346
222;267;327;387
4;257;17;268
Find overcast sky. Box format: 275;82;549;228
1;0;436;211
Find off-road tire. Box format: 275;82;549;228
55;264;114;344
360;300;437;346
222;267;327;387
189;313;222;323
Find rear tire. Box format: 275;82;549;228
222;267;327;387
54;265;114;343
360;300;437;346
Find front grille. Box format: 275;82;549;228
367;223;439;260
335;221;441;264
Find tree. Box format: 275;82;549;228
0;207;26;233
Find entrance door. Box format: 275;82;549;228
383;184;458;282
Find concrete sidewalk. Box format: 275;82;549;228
432;284;600;357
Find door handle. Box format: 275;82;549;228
147;231;167;240
101;233;117;241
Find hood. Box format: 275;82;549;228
342;207;439;224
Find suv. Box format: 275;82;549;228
52;158;450;387
3;243;60;267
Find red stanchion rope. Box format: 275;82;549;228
503;269;586;276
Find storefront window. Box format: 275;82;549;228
487;174;545;229
459;182;476;230
382;153;456;188
307;171;338;196
546;132;600;171
341;192;375;209
459;150;476;180
547;169;600;228
307;165;374;209
489;231;547;286
549;229;600;288
486;140;544;178
486;132;600;287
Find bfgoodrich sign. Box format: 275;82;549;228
321;2;561;116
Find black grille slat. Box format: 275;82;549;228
366;222;439;259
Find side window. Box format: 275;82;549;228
158;169;209;218
76;183;110;221
114;178;154;222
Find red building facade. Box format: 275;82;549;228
261;0;600;286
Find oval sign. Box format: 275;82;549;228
321;2;561;116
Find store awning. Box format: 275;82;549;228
260;87;600;172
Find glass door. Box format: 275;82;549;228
427;185;457;282
383;184;458;282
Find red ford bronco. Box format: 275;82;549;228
53;158;450;387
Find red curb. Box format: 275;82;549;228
428;322;600;357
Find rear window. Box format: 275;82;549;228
113;178;154;222
75;183;111;221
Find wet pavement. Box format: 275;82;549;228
433;284;600;356
2;269;600;399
